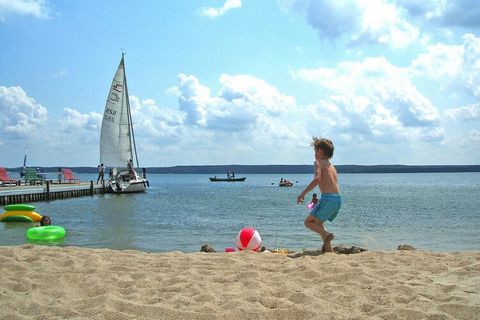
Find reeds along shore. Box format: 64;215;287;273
0;245;479;320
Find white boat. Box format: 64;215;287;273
100;54;148;193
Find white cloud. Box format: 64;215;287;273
395;0;448;20
354;0;420;47
471;129;480;142
0;86;48;138
280;0;419;48
173;73;295;132
60;96;183;145
0;82;296;167
154;73;309;165
60;108;101;133
128;95;184;143
219;74;295;116
409;127;446;142
0;0;50;20
446;103;480;121
199;0;241;18
462;33;480;98
410;42;463;79
1;60;474;166
411;33;480;98
292;57;443;142
398;0;480;28
175;74;211;127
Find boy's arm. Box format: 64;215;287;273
297;163;322;204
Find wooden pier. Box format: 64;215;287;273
0;181;110;205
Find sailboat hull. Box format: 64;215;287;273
110;180;146;193
109;170;148;193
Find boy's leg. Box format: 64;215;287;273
304;215;334;252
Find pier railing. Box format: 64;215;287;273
0;181;110;205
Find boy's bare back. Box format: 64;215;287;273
316;159;339;194
297;137;340;205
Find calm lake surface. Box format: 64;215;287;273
1;172;479;252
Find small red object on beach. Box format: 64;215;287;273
225;247;235;252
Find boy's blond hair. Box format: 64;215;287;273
311;137;334;159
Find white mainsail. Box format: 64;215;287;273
100;56;133;167
100;55;147;193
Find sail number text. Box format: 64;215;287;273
103;108;117;123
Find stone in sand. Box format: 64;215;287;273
397;244;415;251
200;243;216;253
333;244;367;254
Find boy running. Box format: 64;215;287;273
297;137;342;253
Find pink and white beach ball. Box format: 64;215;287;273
236;227;262;251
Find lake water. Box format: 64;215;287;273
1;172;479;252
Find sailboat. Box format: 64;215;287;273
100;53;148;193
19;147;27;177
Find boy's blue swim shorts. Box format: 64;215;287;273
310;193;342;222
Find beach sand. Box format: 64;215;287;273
0;245;479;320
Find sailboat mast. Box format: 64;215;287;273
122;54;140;168
23;146;27;168
21;145;27;177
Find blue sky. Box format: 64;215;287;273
1;0;479;167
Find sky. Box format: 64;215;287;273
0;0;479;167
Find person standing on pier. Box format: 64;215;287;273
97;163;105;184
127;159;134;174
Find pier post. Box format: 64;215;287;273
46;180;51;201
90;180;94;196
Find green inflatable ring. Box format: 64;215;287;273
5;204;36;211
26;226;66;241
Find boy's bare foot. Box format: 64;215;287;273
323;233;335;253
321;243;326;252
323;242;334;253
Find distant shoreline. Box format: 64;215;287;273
6;164;480;174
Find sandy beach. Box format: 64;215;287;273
0;245;479;320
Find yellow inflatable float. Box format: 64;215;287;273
0;204;42;222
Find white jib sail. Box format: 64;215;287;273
100;57;132;168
